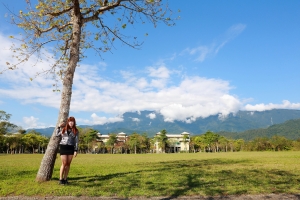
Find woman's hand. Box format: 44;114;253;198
59;122;65;128
74;151;77;157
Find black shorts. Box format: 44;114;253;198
59;145;75;155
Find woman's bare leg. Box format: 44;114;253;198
60;155;68;180
63;155;73;181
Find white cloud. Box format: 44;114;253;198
0;33;62;109
147;113;156;119
244;100;300;111
184;23;246;62
147;65;170;79
77;113;123;125
97;61;107;71
2;57;243;123
131;118;140;122
135;78;148;89
215;24;246;53
1;32;299;126
218;113;227;121
186;46;211;62
23;116;39;128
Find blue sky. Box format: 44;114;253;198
0;0;299;129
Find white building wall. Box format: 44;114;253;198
155;132;190;153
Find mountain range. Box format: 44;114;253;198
218;118;300;141
30;109;300;138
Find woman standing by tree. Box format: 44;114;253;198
56;116;79;185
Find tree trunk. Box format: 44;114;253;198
36;3;82;182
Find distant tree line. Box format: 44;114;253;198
1;110;300;154
0;110;49;154
191;131;300;152
0;130;49;154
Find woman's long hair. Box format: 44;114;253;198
62;116;78;135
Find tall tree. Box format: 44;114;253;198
22;133;39;153
106;133;117;154
157;129;168;153
182;134;189;152
0;110;11;121
191;136;205;152
81;128;99;152
128;132;139;154
202;131;219;152
218;136;229;152
0;111;17;135
139;133;149;153
3;0;176;181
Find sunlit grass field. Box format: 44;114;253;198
1;151;300;198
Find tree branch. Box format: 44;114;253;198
82;0;129;23
1;39;56;74
45;6;74;17
98;17;136;49
36;22;72;36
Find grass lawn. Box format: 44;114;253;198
0;151;300;198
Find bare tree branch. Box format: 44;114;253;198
98;18;137;49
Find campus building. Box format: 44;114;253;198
95;131;190;153
95;132;127;153
97;132;128;143
154;131;190;153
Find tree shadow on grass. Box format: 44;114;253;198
0;169;38;180
67;158;300;198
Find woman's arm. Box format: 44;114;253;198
74;131;79;157
74;131;79;151
55;123;65;137
55;127;62;137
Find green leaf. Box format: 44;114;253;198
21;44;28;49
122;24;126;29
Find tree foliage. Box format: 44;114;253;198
126;132;149;154
106;133;117;153
191;131;298;152
156;129;168;152
3;0;177;79
0;110;18;135
0;131;49;154
78;127;99;153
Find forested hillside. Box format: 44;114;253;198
218;119;300;141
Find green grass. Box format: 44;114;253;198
1;152;300;198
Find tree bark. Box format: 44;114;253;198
36;1;82;182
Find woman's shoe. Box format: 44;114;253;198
59;179;65;185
